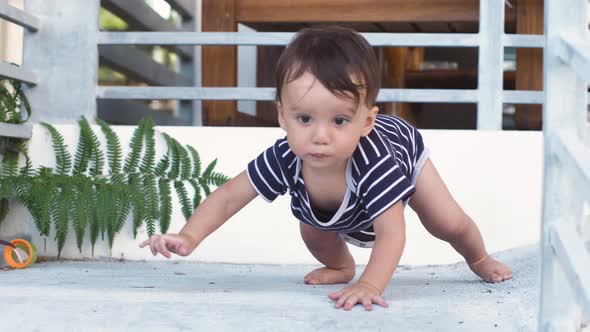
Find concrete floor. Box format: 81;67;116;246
0;245;538;332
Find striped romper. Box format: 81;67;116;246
247;114;429;248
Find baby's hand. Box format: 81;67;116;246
328;281;389;311
139;233;194;258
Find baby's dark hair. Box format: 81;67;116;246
274;26;381;108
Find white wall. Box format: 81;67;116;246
0;125;543;265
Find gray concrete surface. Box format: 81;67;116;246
0;245;539;332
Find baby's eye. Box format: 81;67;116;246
296;115;311;124
334;117;349;126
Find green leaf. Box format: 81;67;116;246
97;118;123;174
41;123;72;175
140;117;156;174
124;118;145;173
187;146;201;178
174;181;192;220
0;198;9;226
158;178;172;234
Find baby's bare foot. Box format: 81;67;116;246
469;256;513;283
304;267;355;285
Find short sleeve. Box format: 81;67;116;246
247;140;289;202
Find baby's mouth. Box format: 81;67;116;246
311;153;328;158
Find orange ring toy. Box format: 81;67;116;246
3;239;37;269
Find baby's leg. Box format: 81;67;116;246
299;222;356;285
409;159;512;283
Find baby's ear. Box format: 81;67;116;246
276;102;286;130
362;106;379;136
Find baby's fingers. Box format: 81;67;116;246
372;295;389;308
159;236;171;258
362;297;373;311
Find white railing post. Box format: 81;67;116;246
477;0;504;130
541;0;590;329
22;0;100;123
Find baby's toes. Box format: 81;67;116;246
485;272;504;283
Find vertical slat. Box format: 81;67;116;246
514;0;544;130
178;0;201;125
541;0;589;329
202;0;237;126
477;0;504;130
23;0;99;123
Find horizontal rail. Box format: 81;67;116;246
0;2;39;32
548;222;590;320
98;32;545;48
97;87;480;102
99;32;479;47
558;33;590;83
97;86;564;104
503;91;544;104
0;62;38;85
553;131;590;196
502;34;544;48
0;123;32;139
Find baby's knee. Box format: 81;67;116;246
430;212;470;241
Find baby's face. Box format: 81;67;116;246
277;71;378;171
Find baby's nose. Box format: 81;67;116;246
312;125;330;144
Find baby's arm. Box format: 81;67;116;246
139;170;258;257
329;201;406;310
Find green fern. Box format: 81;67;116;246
0;198;8;227
174;180;192;220
97;118;123;174
0;116;231;257
158;178;172;234
41;123;72;175
124;118;145;173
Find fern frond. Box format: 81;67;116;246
31;179;54;236
174;181;192;220
143;174;159;237
203;171;231;186
52;184;71;257
161;133;180;179
158;178;172;234
73;117;93;174
112;188;131;240
17;143;34;176
88;184;99;255
97;118;123;174
0;198;9;226
202;159;217;178
140;117;156;174
71;181;89;252
88;123;104;177
41;123;72;175
199;179;211;197
1;151;18;177
129;173;145;238
123;118;145;173
154;153;170;177
187;179;202;209
105;185;118;248
177;142;191;180
187;146;201;178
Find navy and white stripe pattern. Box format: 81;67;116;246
247;114;425;240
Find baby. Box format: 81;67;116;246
140;26;512;311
